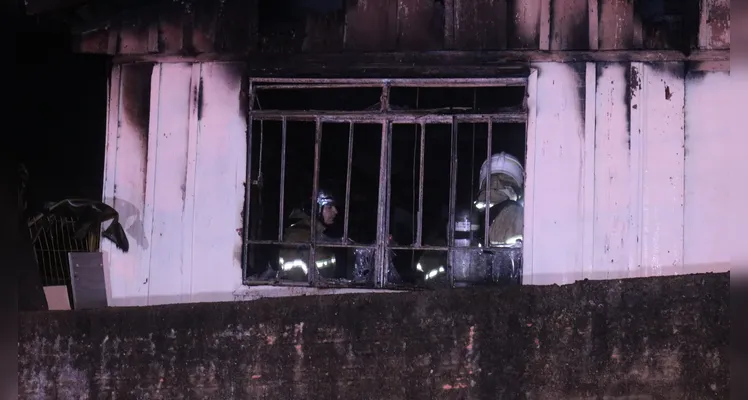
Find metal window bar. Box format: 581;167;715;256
343;122;354;242
245;110;525;124
469;91;478;245
374;122;391;288
415;122;426;247
278;117;287;241
245;239;375;249
250;77;527;87
484;121;493;248
245;78;526;287
447;117;458;287
309;117;322;285
380;82;390;111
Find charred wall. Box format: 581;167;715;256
19;272;728;399
69;0;729;56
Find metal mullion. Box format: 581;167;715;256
484;121;492;248
255;83;378;90
390;245;451;251
380;82;390;112
249;77;528;87
246;111;526;124
374;121;391;288
415;122;426;247
246;239;374;249
447;117;458;287
343;122;354;242
278;117;287;241
309;118;322;286
385;121;393;280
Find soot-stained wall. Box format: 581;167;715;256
68;0;729;56
19;272;728;399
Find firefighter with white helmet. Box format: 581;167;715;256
475;152;524;246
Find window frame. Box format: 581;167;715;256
242;75;536;289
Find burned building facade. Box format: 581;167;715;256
18;0;731;398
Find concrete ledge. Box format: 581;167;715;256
19;273;729;399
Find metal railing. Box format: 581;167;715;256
242;78;528;288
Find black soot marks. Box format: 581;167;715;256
665;85;672;100
571;62;587;133
121;63;154;140
121;63;154;188
196;77;204;121
625;64;639;150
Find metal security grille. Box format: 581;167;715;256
28;215;100;287
243;77;528;288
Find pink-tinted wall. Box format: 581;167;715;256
102;61;733;305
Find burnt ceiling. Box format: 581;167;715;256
23;0;725;55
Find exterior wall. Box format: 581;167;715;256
18;272;730;399
103;62;247;306
525;62;732;285
102;59;733;304
103;62;398;306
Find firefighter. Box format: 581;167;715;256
475;152;524;246
278;188;339;280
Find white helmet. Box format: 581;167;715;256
475;152;524;209
478;152;524;189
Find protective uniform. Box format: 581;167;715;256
277;190;339;280
475;152;524;246
413;153;524;285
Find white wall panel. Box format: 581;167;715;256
630;63;686;277
103;62;247;305
103;60;730;305
525;63;589;285
103;64;153;306
590;63;633;280
684;71;731;273
529;62;694;284
144;63;194;304
189;63;247;302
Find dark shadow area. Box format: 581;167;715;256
18;23;108;215
634;0;701;52
15;2;110;308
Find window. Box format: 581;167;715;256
243;77;528;289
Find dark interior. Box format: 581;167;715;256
17;13;108;299
247;85;527;284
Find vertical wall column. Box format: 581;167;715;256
103;64;153;306
683;70;731;273
525;62;590;285
103;62;247;306
629;63;686;277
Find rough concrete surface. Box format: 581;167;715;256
19;273;728;399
